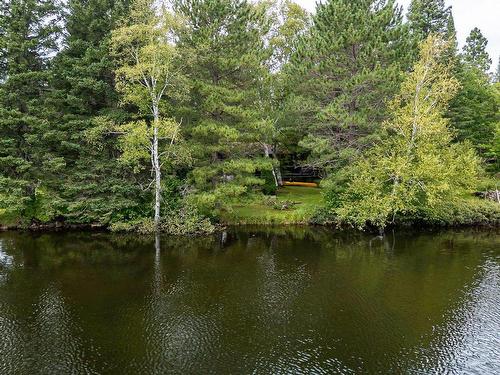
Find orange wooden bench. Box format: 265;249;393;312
283;181;319;188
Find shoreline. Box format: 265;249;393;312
1;220;498;234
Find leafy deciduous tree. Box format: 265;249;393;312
329;36;481;229
111;0;188;230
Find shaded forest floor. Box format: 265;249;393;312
222;186;323;225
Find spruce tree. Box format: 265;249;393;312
285;0;406;172
174;0;274;214
462;27;492;74
0;0;61;222
42;0;143;225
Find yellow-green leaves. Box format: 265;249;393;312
333;35;481;229
111;7;185;112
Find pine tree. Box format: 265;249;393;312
0;0;61;222
252;0;311;187
407;0;453;64
174;0;274;214
284;0;407;172
495;57;500;83
447;67;497;157
443;11;458;64
462;27;492;74
407;0;450;39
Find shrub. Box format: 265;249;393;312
413;198;500;226
161;205;215;235
110;204;215;235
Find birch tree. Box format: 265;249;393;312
329;35;481;229
111;0;187;231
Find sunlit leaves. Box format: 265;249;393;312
331;36;481;229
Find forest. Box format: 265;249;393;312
0;0;499;233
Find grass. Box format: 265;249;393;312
221;186;324;225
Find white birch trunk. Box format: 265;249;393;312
263;144;283;187
152;106;161;232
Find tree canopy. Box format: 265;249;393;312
0;0;498;231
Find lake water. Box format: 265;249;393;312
0;227;499;374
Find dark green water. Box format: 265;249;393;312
0;227;499;374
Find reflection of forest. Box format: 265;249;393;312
0;228;498;373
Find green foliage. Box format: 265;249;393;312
174;0;275;201
260;170;278;195
35;0;138;225
284;0;408;171
0;0;61;217
110;2;188;114
110;1;191;229
447;29;498;171
407;0;450;39
448;66;498;159
490;115;500;172
111;204;215;235
413;198;500;226
495;57;500;83
0;0;496;232
407;0;454;64
328;36;482;229
222;186;322;224
462;27;492;73
265;0;311;69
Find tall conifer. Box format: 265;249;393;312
285;0;406;172
42;0;141;224
174;0;273;213
462;27;492;74
0;0;61;220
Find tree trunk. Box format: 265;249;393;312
274;150;283;187
264;144;282;187
152;107;161;232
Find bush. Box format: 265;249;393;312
412;198;500;226
110;204;215;235
309;206;338;225
314;191;500;228
161;205;215;235
262;196;298;210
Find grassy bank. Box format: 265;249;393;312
220;185;500;228
222;186;323;225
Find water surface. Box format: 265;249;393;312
0;227;499;374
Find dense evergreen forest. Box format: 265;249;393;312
0;0;499;233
